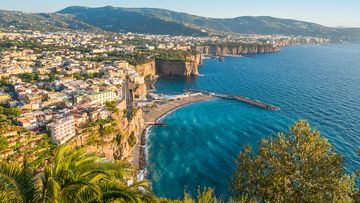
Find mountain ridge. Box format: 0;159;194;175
0;6;359;41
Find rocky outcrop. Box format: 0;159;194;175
113;109;144;161
155;53;202;76
193;44;282;55
134;60;156;76
72;108;144;163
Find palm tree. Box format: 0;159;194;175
0;145;154;203
0;161;38;203
39;145;154;203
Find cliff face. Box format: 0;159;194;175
113;109;144;161
73;108;144;163
155;53;202;76
193;44;282;55
134;60;156;76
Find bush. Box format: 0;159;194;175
127;132;137;148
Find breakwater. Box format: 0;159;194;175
187;89;280;110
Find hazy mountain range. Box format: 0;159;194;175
1;6;359;41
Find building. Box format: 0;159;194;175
89;91;117;105
75;91;118;106
47;115;76;145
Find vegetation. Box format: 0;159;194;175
0;10;97;33
231;120;357;202
0;104;21;126
73;72;105;80
18;73;40;83
86;51;153;66
0;39;62;54
0;77;11;88
58;6;207;36
0;145;153;202
156;50;195;61
158;187;222;203
0;135;8;151
128;132;137;148
105;101;119;113
58;6;360;41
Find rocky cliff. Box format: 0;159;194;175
72;108;144;163
134;60;156;76
155;53;202;76
193;44;282;55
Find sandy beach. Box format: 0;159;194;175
132;93;214;170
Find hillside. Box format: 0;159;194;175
0;6;359;41
57;6;207;36
114;7;360;41
0;9;98;32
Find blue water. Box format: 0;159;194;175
146;44;360;199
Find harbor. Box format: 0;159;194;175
134;93;215;169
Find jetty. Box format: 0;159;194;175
145;122;168;126
186;89;280;110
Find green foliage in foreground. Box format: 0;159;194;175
231;120;358;202
0;145;153;203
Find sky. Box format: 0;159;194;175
0;0;359;27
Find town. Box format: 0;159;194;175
0;29;328;170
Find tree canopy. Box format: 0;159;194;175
231;120;357;202
0;145;154;203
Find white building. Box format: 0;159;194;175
47;115;76;145
89;91;118;105
75;91;118;106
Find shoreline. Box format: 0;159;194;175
132;93;215;173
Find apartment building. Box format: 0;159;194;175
47;115;76;144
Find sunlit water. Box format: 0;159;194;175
146;44;360;199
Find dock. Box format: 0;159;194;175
186;89;280;110
145;122;168;126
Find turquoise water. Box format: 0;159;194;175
146;44;360;199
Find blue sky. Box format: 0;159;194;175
0;0;359;27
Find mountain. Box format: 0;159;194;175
56;6;360;41
0;9;99;32
1;6;359;41
57;6;207;36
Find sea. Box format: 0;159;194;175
145;44;360;199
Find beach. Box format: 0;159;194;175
132;93;214;170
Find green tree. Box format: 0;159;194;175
105;101;119;113
0;135;8;151
231;120;356;202
0;145;154;203
128;132;137;148
157;187;229;203
0;162;38;203
39;145;153;202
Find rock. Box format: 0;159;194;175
134;60;156;76
155;53;201;76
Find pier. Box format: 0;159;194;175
145;122;168;126
186;89;280;110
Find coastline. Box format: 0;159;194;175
132;93;215;174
